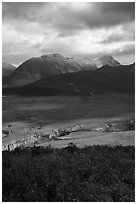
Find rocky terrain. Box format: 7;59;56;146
2;119;135;151
95;55;121;68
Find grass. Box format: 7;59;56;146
2;94;135;125
2;145;135;202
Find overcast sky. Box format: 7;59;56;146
2;2;135;66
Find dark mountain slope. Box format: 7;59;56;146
2;62;16;85
5;56;61;87
127;62;135;74
3;63;135;96
5;54;97;87
2;62;16;77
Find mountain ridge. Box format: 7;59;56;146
2;62;16;77
3;63;135;96
3;54;123;87
95;55;121;68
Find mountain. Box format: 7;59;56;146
128;62;135;73
95;55;121;68
2;62;16;76
3;63;135;96
2;62;16;85
4;53;97;87
68;57;97;70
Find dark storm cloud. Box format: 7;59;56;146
46;2;135;35
102;2;135;15
76;2;134;29
3;2;135;30
2;2;46;21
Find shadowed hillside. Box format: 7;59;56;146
4;54;98;87
2;62;16;77
3;54;122;87
3;63;135;96
2;62;16;85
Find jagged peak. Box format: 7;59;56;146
95;55;121;68
97;55;116;60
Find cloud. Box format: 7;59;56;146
101;2;135;15
3;2;135;31
2;2;135;65
100;22;135;44
2;2;46;22
72;2;134;31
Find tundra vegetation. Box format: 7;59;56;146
2;144;135;202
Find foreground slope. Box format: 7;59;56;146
3;145;135;202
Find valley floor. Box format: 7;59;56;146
2;93;135;148
2;93;135;202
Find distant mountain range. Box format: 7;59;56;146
3;55;135;96
3;54;122;87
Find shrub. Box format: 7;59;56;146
2;145;135;202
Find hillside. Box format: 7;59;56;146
2;62;16;76
2;62;16;85
4;54;97;87
3;54;122;87
3;63;135;96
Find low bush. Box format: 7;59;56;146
2;145;135;202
